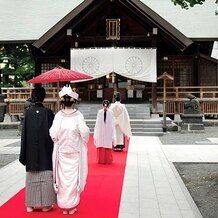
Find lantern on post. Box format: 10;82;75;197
157;72;174;132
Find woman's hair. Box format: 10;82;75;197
31;87;46;103
102;99;110;123
60;94;76;108
102;99;110;108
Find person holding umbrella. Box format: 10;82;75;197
49;85;90;215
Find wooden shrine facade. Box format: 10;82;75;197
16;0;218;114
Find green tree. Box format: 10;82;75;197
172;0;218;15
0;44;34;87
171;0;205;9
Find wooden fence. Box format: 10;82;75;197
2;86;218;117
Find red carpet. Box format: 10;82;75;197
0;135;129;218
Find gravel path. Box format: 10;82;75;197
159;126;218;145
160;127;218;218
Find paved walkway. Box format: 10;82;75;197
0;129;218;218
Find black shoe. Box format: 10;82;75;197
113;148;123;152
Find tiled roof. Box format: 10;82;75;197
0;0;217;42
0;0;83;42
142;0;218;39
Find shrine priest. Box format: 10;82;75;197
110;92;132;151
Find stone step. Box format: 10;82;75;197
131;127;163;132
0;103;164;136
86;116;164;136
86;122;161;127
83;115;151;120
88;129;163;136
133;132;164;136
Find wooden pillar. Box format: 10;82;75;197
163;79;167;132
151;82;157;113
157;72;174;132
151;41;157;114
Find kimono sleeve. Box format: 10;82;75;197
78;115;90;144
19;111;28;165
93;110;101;143
118;105;132;137
111;110;117;146
49;112;62;143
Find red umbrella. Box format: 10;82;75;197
27;66;93;109
27;66;93;84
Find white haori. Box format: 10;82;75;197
94;108;116;148
110;101;132;143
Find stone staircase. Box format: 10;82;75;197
77;103;164;136
130;119;164;136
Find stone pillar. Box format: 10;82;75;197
181;113;205;133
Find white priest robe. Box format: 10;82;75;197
110;102;132;146
49;110;90;209
94;108;116;148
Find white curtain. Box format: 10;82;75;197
71;47;157;82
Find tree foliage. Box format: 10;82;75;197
172;0;218;12
0;44;34;87
172;0;218;15
172;0;205;9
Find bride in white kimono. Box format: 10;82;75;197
49;86;90;215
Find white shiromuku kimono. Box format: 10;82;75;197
94;108;116;148
110;102;132;147
49;109;90;209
